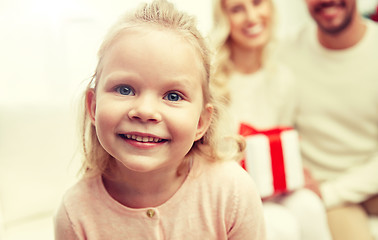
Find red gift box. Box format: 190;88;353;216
239;123;305;198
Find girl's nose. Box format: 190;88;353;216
128;96;162;123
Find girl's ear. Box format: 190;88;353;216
86;89;96;125
195;103;214;141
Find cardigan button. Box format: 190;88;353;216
146;209;155;218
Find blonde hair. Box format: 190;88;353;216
80;0;235;178
210;0;277;104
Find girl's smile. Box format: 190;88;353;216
118;132;169;149
87;26;212;174
120;133;167;143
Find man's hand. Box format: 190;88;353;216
304;168;322;199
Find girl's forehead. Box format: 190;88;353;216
100;26;206;82
109;27;199;61
103;26;204;67
106;26;197;59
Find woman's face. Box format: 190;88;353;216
224;0;273;50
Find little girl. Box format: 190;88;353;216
54;0;265;239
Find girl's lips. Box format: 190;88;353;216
119;134;168;143
118;133;169;149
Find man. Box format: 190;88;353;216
280;0;378;239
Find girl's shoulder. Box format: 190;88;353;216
60;175;102;209
208;160;248;177
55;176;103;236
193;159;258;193
188;159;264;237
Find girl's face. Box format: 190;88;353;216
87;28;212;175
305;0;356;34
224;0;273;50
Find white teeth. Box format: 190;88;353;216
245;24;264;36
125;134;162;143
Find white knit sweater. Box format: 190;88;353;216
280;20;378;209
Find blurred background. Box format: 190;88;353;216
0;0;377;239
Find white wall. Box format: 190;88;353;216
0;0;377;239
1;0;376;104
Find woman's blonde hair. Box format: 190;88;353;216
210;0;277;104
79;0;236;178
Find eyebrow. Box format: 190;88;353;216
101;72;140;87
165;76;197;89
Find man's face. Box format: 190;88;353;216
304;0;357;34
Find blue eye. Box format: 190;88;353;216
116;85;134;96
165;92;182;102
